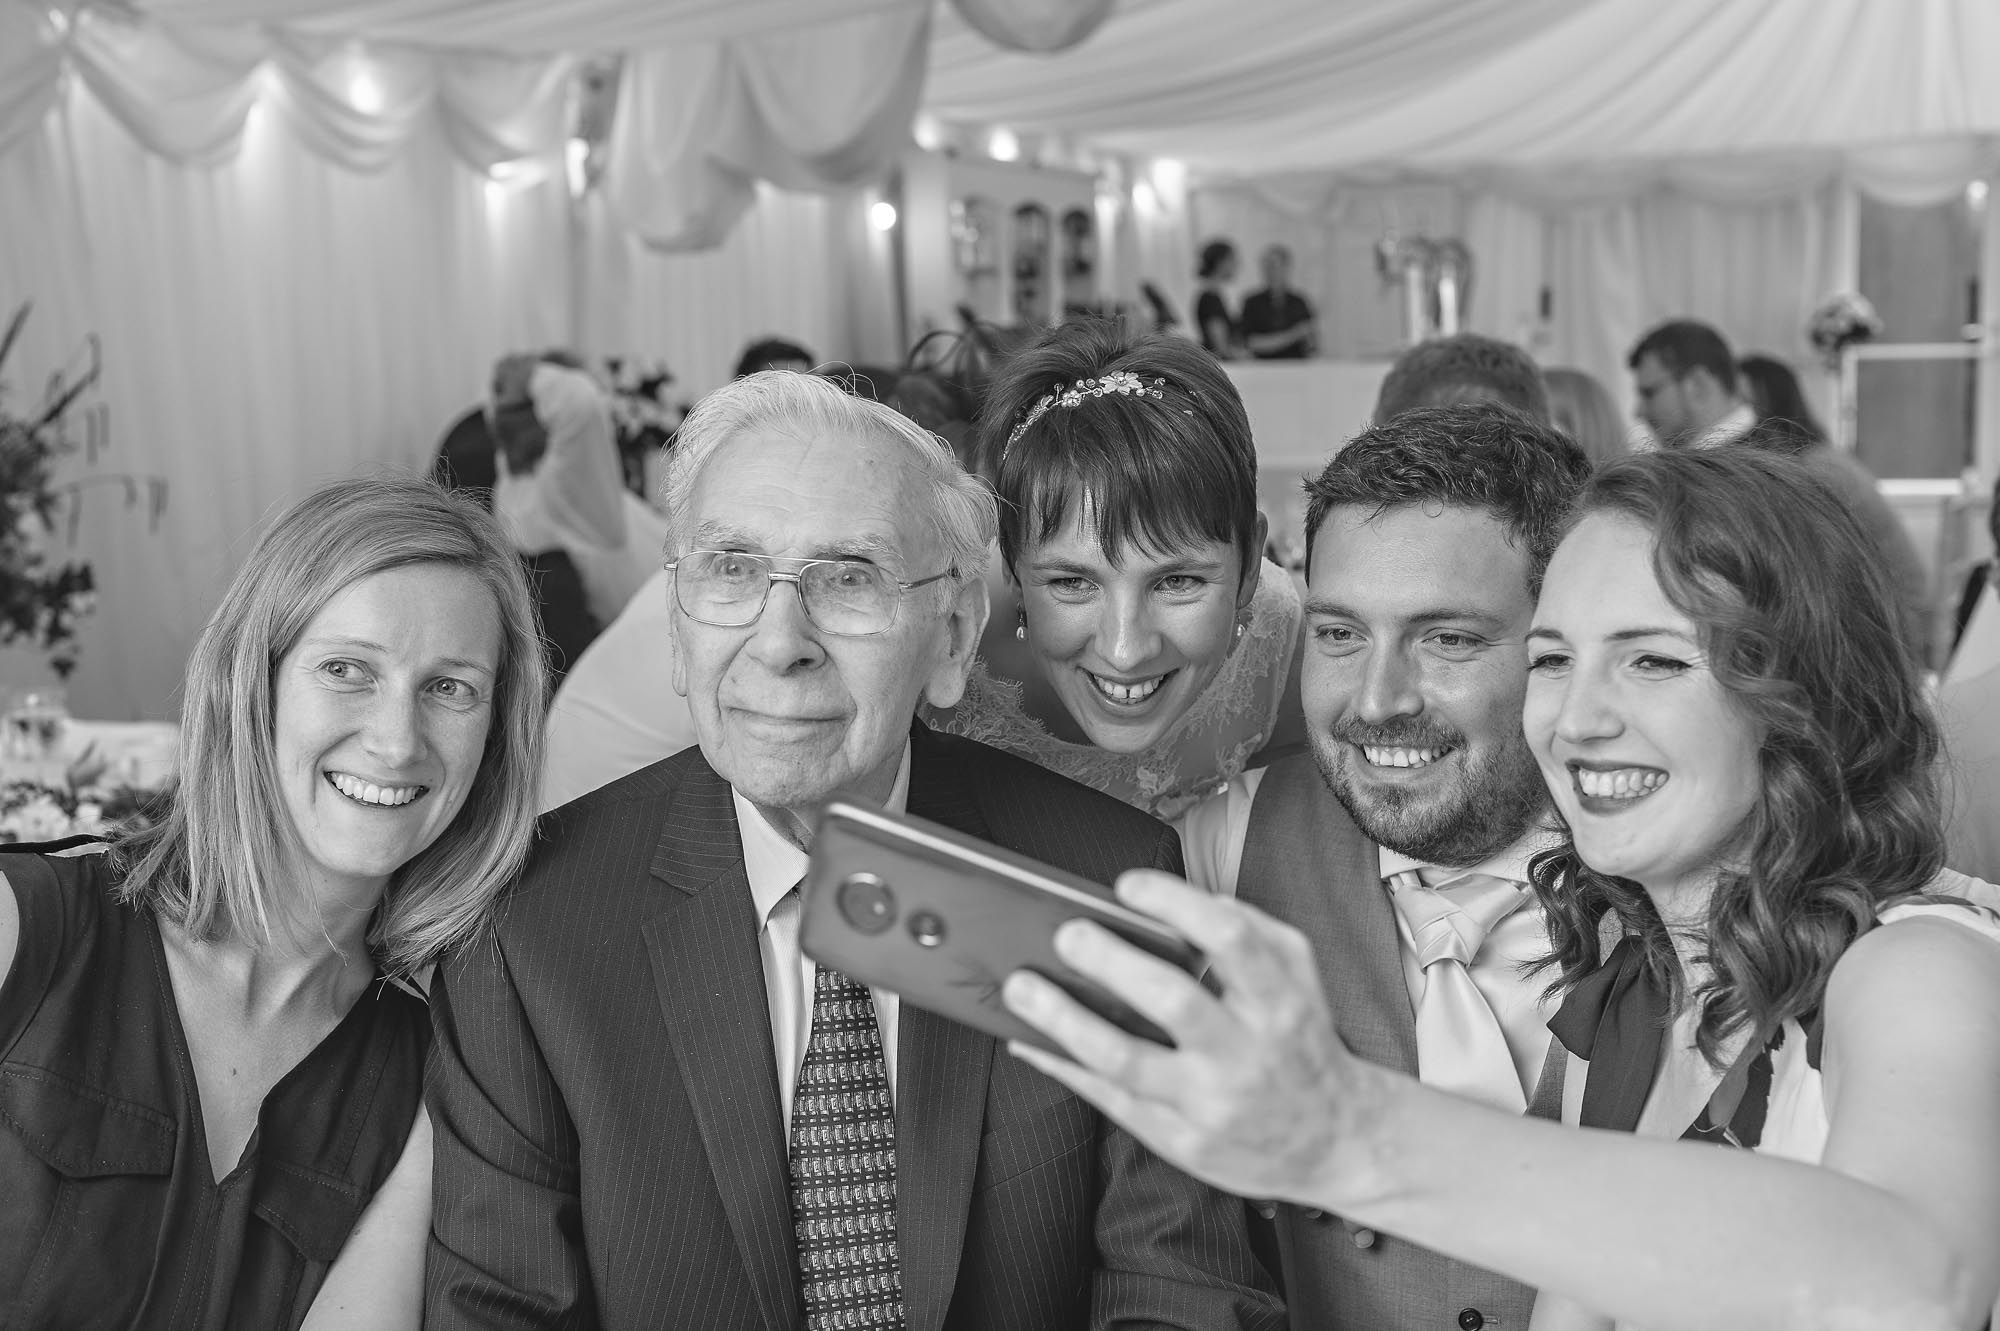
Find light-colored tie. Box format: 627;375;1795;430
1388;868;1529;1113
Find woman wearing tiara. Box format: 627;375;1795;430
931;319;1303;821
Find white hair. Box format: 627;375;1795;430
660;370;996;593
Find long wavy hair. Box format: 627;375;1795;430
113;475;548;979
1529;448;1945;1065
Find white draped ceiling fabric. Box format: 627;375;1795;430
926;0;2000;417
4;0;2000;716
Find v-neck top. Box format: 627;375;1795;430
0;847;428;1330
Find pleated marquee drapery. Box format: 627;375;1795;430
6;0;2000;716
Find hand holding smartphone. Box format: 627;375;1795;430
799;800;1207;1057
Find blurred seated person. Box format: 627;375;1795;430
932;318;1305;821
1941;477;2000;882
1942;651;2000;884
1737;350;1931;664
1194;239;1241;359
491;356;669;679
1544;366;1631;467
0;476;545;1329
1240;245;1317;360
1374;331;1550;422
732;336;815;378
429;348;586;506
539;568;697;812
887;367;981;472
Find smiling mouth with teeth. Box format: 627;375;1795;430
1570;765;1670;801
1360;744;1451;770
326;771;428;808
1087;670;1170;706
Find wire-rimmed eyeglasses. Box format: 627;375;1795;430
665;550;955;637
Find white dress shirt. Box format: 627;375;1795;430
733;745;910;1140
1180;767;1562;1103
1692;401;1757;449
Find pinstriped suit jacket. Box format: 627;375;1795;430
425;722;1284;1331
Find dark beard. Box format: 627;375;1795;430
1310;715;1549;868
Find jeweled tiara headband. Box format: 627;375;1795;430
1003;370;1171;460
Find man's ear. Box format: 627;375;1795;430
923;575;989;711
1238;513;1270;613
664;593;690;699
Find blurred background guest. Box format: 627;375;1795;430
1941;477;2000;882
1735;349;1930;664
732;336;816;378
1373;331;1551;423
1194;238;1241;359
0;475;546;1330
490;358;669;679
1628;321;1928;663
933;318;1303;820
1627;319;1755;448
1544;365;1632;468
1241;244;1318;360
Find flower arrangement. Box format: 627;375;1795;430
0;776;161;842
601;355;684;495
1807;292;1884;371
0;305;98;676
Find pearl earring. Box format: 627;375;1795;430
1234;619;1246;641
1015;607;1026;641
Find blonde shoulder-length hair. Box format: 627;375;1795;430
113;474;548;978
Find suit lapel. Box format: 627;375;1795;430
643;757;802;1331
1240;759;1418;1076
893;726;995;1331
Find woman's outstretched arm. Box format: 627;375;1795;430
1005;871;2000;1331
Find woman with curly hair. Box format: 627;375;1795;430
1007;447;2000;1330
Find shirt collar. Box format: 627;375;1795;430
1378;822;1565;888
1693;402;1757;449
735;742;913;930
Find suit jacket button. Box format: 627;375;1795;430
1251;1200;1278;1220
1351;1227;1375;1248
1457;1309;1485;1330
1301;1206;1324;1220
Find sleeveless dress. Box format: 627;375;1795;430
932;559;1302;821
1551;868;2000;1331
0;848;429;1330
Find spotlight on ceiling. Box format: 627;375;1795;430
988;127;1020;163
869;200;900;232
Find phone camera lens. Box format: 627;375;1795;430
838;873;897;934
908;910;947;948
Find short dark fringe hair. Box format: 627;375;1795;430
1374;333;1551;424
1526;447;1946;1066
1302;404;1591;589
1628;318;1738;395
977;318;1259;574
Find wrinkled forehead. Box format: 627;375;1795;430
689;425;938;565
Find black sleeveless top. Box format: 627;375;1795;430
0;848;429;1329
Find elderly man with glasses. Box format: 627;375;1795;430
425;370;1282;1331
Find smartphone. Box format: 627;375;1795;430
800;799;1207;1056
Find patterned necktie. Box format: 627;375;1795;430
789;964;905;1331
1388;869;1530;1113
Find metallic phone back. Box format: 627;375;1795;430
800;800;1202;1055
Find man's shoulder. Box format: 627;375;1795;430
916;728;1175;873
494;748;714;930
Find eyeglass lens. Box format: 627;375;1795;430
676;551;896;634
